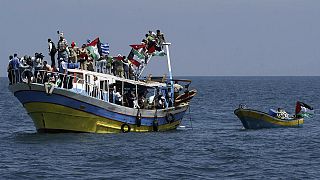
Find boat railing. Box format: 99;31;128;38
8;68;189;109
8;69;107;102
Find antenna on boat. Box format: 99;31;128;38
163;42;174;106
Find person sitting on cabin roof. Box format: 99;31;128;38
155;30;165;51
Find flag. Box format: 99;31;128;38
86;37;100;60
295;101;314;118
101;43;110;56
132;49;145;59
129;58;141;67
87;37;99;46
147;45;155;53
130;44;146;50
128;49;134;60
113;56;124;61
152;51;166;56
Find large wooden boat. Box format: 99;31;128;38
8;42;197;133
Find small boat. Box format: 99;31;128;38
234;105;304;129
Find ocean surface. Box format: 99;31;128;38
1;76;320;179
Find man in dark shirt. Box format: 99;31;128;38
48;39;57;68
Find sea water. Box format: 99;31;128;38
1;76;320;179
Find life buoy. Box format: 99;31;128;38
136;110;142;127
165;113;175;123
153;119;159;132
121;123;131;133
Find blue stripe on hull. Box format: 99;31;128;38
15;90;186;126
240;117;302;129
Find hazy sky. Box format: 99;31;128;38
1;0;320;77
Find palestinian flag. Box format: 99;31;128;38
147;45;156;54
129;58;141;67
132;49;145;59
295;101;314;118
86;37;100;60
130;44;146;50
113;56;124;61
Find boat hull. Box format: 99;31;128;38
234;108;303;129
9;83;188;133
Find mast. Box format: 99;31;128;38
163;42;174;107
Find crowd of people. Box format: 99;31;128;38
108;86;170;110
7;30;166;84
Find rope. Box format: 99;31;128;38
189;105;193;130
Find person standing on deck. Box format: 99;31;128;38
106;56;113;74
57;34;69;66
48;39;57;68
69;41;78;63
11;54;20;83
123;56;129;79
7;55;14;84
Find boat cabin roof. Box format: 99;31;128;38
68;69;169;89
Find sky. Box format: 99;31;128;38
1;0;320;77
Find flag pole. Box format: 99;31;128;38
163;42;174;107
